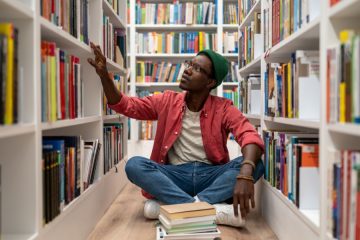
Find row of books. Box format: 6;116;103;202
106;0;123;18
104;123;125;174
263;0;320;50
264;50;320;120
326;30;360;124
103;17;127;68
223;31;239;54
42;136;101;224
103;74;127;115
137;90;161;140
136;32;217;54
136;61;185;83
223;3;238;25
41;41;84;122
135;60;239;84
263;131;319;209
225;61;240;83
238;0;258;24
239;74;261;115
135;2;217;25
223;88;240;109
41;0;89;44
157;202;220;240
0;23;18;125
239;12;261;68
327;149;360;240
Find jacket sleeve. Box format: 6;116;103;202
222;103;264;152
107;92;164;121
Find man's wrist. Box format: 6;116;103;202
239;164;253;176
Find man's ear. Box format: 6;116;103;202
207;78;216;89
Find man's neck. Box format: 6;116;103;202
185;91;210;112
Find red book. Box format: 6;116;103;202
59;50;66;119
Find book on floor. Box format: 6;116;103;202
160;202;216;220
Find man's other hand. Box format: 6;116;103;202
88;42;108;79
232;175;255;219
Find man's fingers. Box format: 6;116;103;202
233;196;239;217
240;196;246;218
251;193;255;209
244;194;250;214
87;58;98;68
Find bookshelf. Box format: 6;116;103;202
237;0;360;239
0;0;129;239
128;0;241;144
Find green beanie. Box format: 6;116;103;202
197;49;229;88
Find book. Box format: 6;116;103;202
156;225;220;240
160;202;216;220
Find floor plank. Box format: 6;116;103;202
88;183;278;240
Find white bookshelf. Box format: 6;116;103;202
239;0;261;30
135;24;218;30
237;0;360;239
0;0;129;239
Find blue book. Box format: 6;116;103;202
42;139;65;209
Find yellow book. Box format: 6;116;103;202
0;23;14;124
50;46;57;122
199;32;204;51
287;62;292;118
339;30;355;122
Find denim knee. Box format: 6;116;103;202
125;156;144;180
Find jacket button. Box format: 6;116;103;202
164;146;168;149
174;131;178;135
160;160;164;163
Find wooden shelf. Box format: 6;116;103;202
102;0;126;29
0;0;33;19
238;55;262;76
41;116;102;131
135;24;217;31
239;0;261;30
265;18;320;62
263;180;320;236
328;0;360;19
40;17;91;56
0;124;35;139
135;53;196;59
328;123;360;137
264;116;320;130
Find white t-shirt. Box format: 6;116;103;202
167;106;212;165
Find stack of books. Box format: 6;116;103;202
156;202;221;240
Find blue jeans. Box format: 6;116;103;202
125;156;265;204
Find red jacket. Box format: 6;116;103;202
109;91;264;197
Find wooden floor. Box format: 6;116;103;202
88;183;278;240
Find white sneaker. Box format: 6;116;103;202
214;203;245;227
143;199;160;219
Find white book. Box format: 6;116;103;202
156;225;220;240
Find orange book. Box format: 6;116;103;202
299;144;319;167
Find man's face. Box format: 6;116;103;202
179;55;215;92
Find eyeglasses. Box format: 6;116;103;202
184;60;211;77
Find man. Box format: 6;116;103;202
88;42;264;227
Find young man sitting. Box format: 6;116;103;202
88;43;265;227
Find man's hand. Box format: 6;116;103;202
233;164;255;218
87;42;109;79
